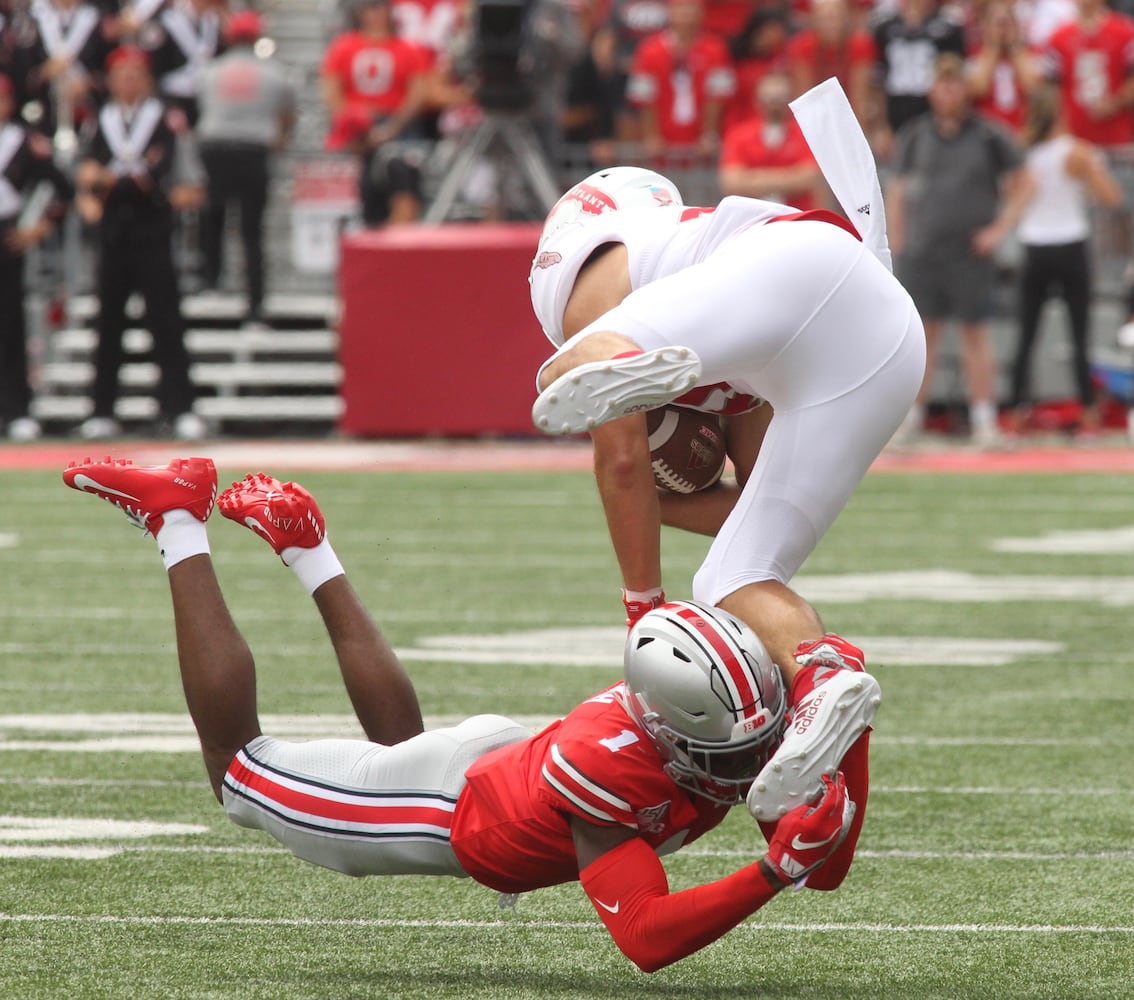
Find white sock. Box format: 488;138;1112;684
281;536;344;595
970;400;998;431
155;509;210;571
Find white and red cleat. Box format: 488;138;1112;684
746;668;881;821
217;473;325;555
532;346;702;435
63;456;217;535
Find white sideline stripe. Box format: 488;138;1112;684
1;913;1132;935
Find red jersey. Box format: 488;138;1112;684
724;51;793;133
969;47;1036;133
702;0;755;38
627;31;737;143
783;28;877;93
720;116;821;211
449;683;729;893
320;31;427;118
1045;12;1134;145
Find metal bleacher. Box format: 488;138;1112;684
28;0;347;438
30;291;343;436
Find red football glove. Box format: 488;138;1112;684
622;588;665;628
790;633;867;707
763;772;855;889
794;633;866;673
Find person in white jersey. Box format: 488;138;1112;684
528;81;921;816
1007;84;1125;438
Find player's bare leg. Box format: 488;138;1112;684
168;554;261;799
717;579;824;687
717;581;880;821
311;576;424;745
62;457;259;799
218;473;424;746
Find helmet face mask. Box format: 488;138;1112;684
624;601;786;806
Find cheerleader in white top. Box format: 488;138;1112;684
1008;85;1124;435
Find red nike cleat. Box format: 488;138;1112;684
217;472;325;555
63;457;217;535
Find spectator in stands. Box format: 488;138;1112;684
723;7;791;134
197;9;295;329
886;52;1034;448
563;11;626;168
12;0;114;140
0;71;74;442
967;0;1043;136
606;0;670;83
1016;0;1078;50
718;67;825;209
321;0;429;225
1007;84;1124;437
872;0;966;157
625;0;736;161
74;45;203;441
1043;0;1134;148
116;0;168;37
137;0;226;126
0;1;22;82
785;0;877;126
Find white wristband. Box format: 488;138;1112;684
281;536;344;595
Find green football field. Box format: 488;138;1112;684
1;460;1132;1000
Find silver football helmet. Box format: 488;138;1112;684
623;601;787;806
538;166;684;248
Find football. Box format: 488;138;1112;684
646;405;727;494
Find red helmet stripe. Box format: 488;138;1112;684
672;603;758;715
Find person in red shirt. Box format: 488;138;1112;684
63;456;874;975
719;68;825;209
785;0;877;126
1043;0;1134;146
968;0;1044;136
723;6;792;134
321;0;430;223
626;0;737;158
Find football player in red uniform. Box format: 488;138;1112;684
63;456;869;974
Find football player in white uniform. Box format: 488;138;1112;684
527;83;922;823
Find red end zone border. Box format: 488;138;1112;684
4;438;1134;474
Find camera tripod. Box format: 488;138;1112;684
423;111;561;223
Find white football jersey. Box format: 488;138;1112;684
528;196;797;348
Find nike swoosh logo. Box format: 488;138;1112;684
594;898;620;915
243;516;275;542
72;474;141;503
791;830;839;851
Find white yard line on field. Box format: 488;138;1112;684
1;912;1132;935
